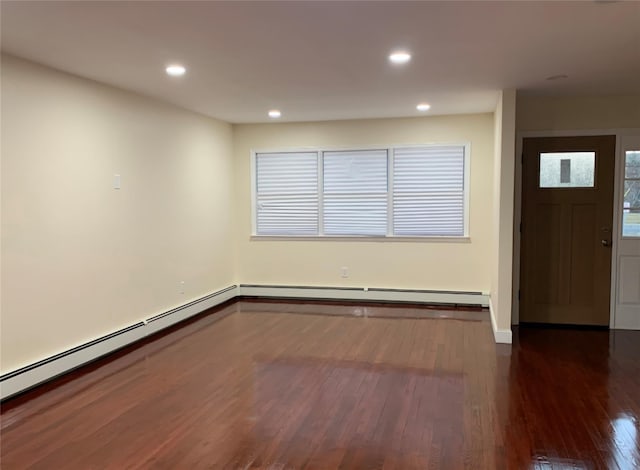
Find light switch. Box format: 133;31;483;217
113;174;121;189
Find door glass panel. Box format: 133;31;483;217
622;150;640;237
539;152;595;188
623;210;640;237
624;180;640;207
625;151;640;178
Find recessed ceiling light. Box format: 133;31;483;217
389;50;412;65
268;109;281;119
165;64;186;77
416;103;431;112
546;74;568;81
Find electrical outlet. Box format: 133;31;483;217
341;267;349;278
179;281;185;294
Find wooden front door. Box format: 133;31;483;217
520;136;616;326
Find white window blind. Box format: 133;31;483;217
253;144;469;238
393;146;466;236
323;150;388;236
255;152;319;235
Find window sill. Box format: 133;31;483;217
250;235;471;243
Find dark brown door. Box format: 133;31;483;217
520;136;615;326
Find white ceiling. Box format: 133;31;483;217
1;1;639;123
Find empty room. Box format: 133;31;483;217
1;1;639;469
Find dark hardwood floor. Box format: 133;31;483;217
1;301;639;469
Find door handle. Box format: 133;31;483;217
601;239;612;247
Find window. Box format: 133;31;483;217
393;146;466;236
254;144;469;238
623;150;640;237
323;150;388;236
539;152;595;188
255;152;318;235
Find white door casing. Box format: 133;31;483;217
615;135;640;330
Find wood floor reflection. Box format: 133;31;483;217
1;301;639;469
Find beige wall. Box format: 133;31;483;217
233;114;495;293
517;94;640;131
491;90;516;337
1;55;235;373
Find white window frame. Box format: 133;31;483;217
251;143;471;241
621;148;640;239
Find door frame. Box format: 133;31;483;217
513;128;640;328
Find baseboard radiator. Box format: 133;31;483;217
239;284;489;307
0;284;489;400
0;285;239;401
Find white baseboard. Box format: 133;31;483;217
239;284;490;307
0;285;238;400
489;298;513;344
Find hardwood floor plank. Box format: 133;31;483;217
1;301;639;469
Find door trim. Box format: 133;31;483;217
514;128;640;328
